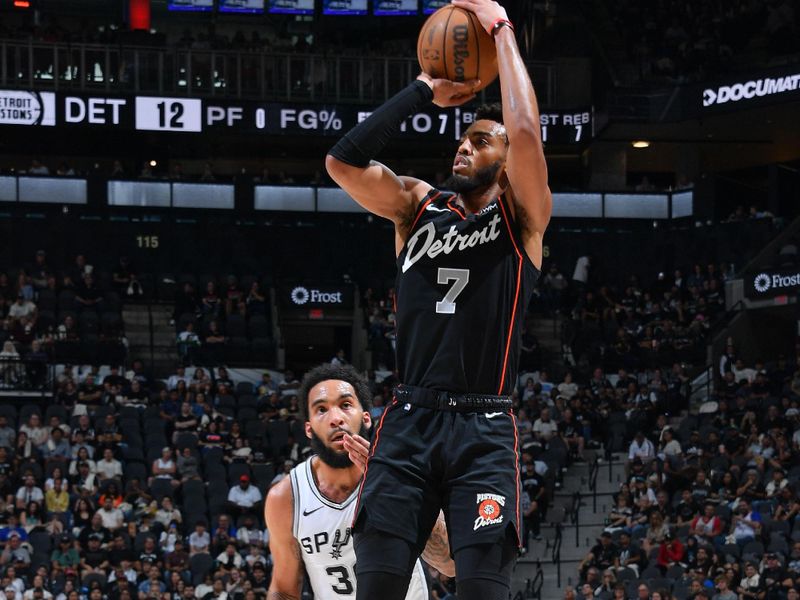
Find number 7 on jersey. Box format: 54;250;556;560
436;268;470;314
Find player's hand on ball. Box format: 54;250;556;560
417;72;480;108
450;0;509;36
343;433;371;472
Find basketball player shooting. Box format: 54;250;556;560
265;364;454;600
325;0;552;598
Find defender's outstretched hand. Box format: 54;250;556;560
450;0;509;35
416;72;480;108
343;433;371;472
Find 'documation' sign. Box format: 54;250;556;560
700;64;800;112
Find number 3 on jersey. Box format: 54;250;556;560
436;268;470;314
325;566;354;595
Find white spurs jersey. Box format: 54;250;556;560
290;456;428;599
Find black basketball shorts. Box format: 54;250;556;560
352;385;522;555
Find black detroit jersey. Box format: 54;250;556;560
395;188;541;396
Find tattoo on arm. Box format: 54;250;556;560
421;513;454;575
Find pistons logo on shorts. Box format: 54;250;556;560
474;493;505;531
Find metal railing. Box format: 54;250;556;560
0;357;54;396
588;456;600;513
0;39;556;105
553;521;563;588
570;491;582;548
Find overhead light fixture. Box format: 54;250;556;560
632;141;650;149
149;160;157;167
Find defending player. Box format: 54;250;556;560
265;364;454;600
324;1;552;599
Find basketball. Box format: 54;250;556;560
417;5;498;92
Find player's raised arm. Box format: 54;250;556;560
265;478;304;600
325;74;480;231
453;0;552;268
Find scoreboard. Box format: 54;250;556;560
0;89;593;144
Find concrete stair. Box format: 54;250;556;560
511;450;629;598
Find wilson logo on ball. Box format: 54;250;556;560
452;24;469;82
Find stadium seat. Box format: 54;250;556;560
81;573;106;592
150;478;176;501
666;564;685;580
37;310;56;333
640;566;661;580
237;394;257;409
248;314;270;338
236;407;258;424
204;462;226;482
37;289;57;312
202;447;224;466
226;314;247;338
236;381;254;396
121;446;145;463
19;404;42;423
18;459;43;481
0;404;17;424
742;541;765;557
175;432;199;451
190;553;214;586
104;291;121;312
125;462;148;485
28;531;52;554
57;290;77;312
227;463;251;485
44;404;68;424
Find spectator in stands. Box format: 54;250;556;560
532;407;558;445
202;320;227;362
0;533;31;574
44;478;69;519
729;499;762;547
641;510;669;554
41;428;70;466
75;274;103;312
627;431;656;475
112;256;142;297
0;416;14;449
615;530;645;577
167;366;189;391
737;562;763;600
690;502;724;546
176;322;200;364
72;461;97;498
149;447;180;489
579;532;617;580
77;375;103;415
201;282;221;320
188;521;210;556
172;403;199;444
15;474;43;511
95;496;123;531
25;158;51;175
227;474;261;519
95;448;122;483
7;294;36;326
657;531;685;573
176;446;200;483
245;281;267;315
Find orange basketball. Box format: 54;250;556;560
417;5;498;92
